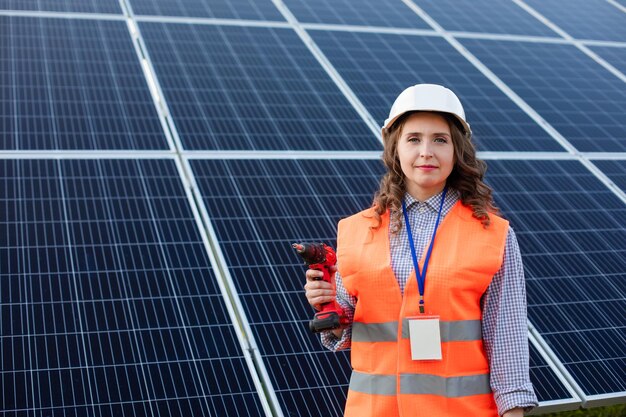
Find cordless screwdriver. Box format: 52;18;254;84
292;242;348;333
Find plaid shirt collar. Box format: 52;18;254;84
402;188;459;216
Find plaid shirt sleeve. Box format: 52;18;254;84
482;227;538;415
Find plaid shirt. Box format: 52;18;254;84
321;189;538;415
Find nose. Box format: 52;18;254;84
419;142;433;158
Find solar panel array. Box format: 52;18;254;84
1;0;625;416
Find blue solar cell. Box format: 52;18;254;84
524;0;626;42
140;23;379;151
414;0;558;37
1;17;168;150
593;160;626;193
487;159;626;397
589;46;626;77
0;159;266;416
0;0;121;13
282;0;430;29
129;0;284;21
309;30;563;152
461;39;626;152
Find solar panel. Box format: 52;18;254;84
413;0;558;37
1;16;169;150
188;157;597;415
523;0;626;42
592;160;626;193
0;159;268;416
0;0;121;14
139;23;380;151
309;29;563;152
588;46;626;77
2;0;625;414
282;0;430;29
129;0;285;21
486;159;626;399
460;38;626;153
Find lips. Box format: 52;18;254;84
417;165;438;170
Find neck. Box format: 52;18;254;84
407;184;446;202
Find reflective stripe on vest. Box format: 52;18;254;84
349;371;492;397
352;319;482;343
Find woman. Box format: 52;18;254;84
304;84;538;417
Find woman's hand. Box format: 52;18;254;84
303;266;338;311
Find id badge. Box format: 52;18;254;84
407;315;442;360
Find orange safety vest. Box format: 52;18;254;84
337;201;509;417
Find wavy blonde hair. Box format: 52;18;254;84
371;111;499;233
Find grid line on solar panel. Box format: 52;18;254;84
592;160;626;193
459;38;626;153
281;0;430;29
188;157;602;411
1;16;169;150
588;46;626;77
139;22;380;151
0;0;121;14
523;0;626;42
307;29;563;152
486;159;626;397
0;159;267;416
412;0;558;37
128;0;285;21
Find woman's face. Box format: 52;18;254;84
396;112;455;201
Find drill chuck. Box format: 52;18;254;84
292;242;327;265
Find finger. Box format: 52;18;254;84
307;294;337;310
305;286;335;298
306;289;336;307
304;280;332;291
305;269;324;281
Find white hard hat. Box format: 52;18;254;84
382;84;471;136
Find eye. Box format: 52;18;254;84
407;136;420;143
434;136;448;143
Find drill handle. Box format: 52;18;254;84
308;262;332;283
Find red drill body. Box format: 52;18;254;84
292;242;348;333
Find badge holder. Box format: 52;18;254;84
407;315;442;360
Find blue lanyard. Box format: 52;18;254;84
401;186;448;314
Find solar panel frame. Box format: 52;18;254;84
138;22;380;151
523;0;626;42
411;0;559;37
484;159;626;403
128;0;285;22
459;38;626;153
0;0;122;14
0;15;170;151
307;28;564;152
281;0;431;29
